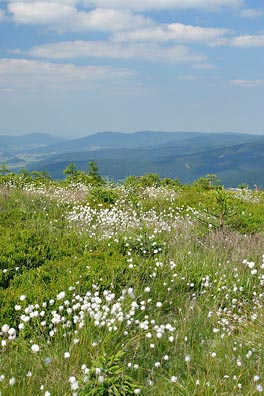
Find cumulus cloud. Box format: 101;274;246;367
240;9;264;18
83;0;243;11
0;8;5;21
8;2;152;32
27;40;206;64
0;58;134;91
230;34;264;47
230;79;264;87
112;23;229;44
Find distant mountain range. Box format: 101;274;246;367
0;133;67;153
1;131;264;187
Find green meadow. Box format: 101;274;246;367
1;170;264;395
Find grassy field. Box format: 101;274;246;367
1;173;264;395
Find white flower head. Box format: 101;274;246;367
31;344;40;353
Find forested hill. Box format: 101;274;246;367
1;131;264;187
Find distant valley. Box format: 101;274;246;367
1;131;264;187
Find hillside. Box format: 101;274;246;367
30;135;264;187
1;131;264;187
0;133;67;152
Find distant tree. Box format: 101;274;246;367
161;177;181;187
63;162;78;179
237;183;248;190
139;173;161;187
87;161;104;185
0;162;10;176
193;174;222;190
31;171;51;181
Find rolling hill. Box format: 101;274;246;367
1;130;264;187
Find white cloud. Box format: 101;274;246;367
178;74;199;81
0;8;5;21
192;63;216;70
8;2;152;32
230;34;264;47
112;23;229;44
0;58;134;91
83;0;243;11
240;9;264;18
230;79;264;87
28;40;206;64
8;2;73;24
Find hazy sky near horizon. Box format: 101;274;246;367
0;0;264;138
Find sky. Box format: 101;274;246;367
0;0;264;138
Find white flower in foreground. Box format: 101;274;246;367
1;324;10;333
171;376;178;383
57;291;66;300
9;377;16;386
69;377;79;391
45;391;51;396
185;355;191;362
98;375;104;384
31;344;40;353
64;352;70;359
134;389;141;394
257;384;264;392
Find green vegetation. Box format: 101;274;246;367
1;169;264;395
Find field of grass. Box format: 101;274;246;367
1;173;264;395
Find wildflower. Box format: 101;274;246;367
69;376;79;391
31;344;40;353
1;324;10;333
171;376;178;383
9;377;16;386
257;384;264;392
64;352;70;359
185;355;191;362
98;375;104;384
57;291;66;300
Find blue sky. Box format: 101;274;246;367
0;0;263;138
